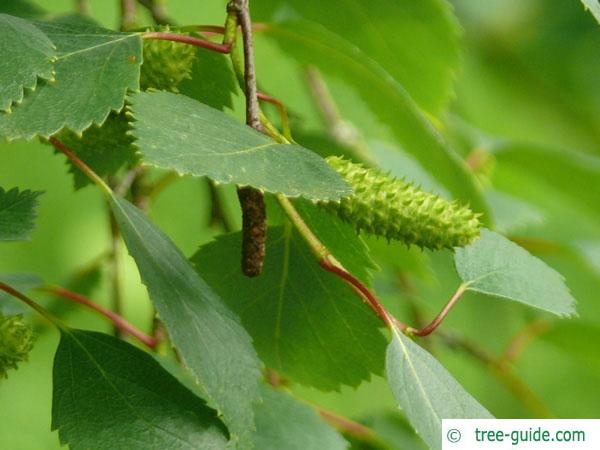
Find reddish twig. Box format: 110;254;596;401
143;32;232;54
49;137;111;194
319;258;399;329
39;285;157;349
0;283;57;324
192;25;226;35
257;91;291;138
407;285;467;337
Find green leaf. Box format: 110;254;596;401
0;187;43;241
253;386;348;450
253;0;461;115
192;202;386;390
0;14;56;112
0;20;142;140
580;0;600;24
127;91;350;201
109;195;262;448
454;229;576;317
386;327;492;450
493;142;600;222
52;329;229;450
0;0;46;18
55;112;137;189
491;160;600;243
259;21;490;219
178;47;237;111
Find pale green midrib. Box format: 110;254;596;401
54;33;140;61
147;142;278;159
390;326;441;429
109;196;252;429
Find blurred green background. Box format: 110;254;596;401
2;0;600;448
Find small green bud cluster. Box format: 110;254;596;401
140;26;196;92
0;313;36;379
322;156;481;250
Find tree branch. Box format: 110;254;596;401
120;0;138;30
39;285;157;349
142;32;232;53
136;0;171;25
257;91;292;140
501;319;550;364
265;368;389;448
277;194;401;329
406;284;467;337
0;283;59;326
227;0;267;277
231;0;263;132
75;0;91;15
49;137;111;194
438;330;552;418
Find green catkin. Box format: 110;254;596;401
0;313;36;379
140;27;196;92
322;156;481;250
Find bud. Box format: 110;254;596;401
141;27;197;92
321;157;481;250
0;313;36;378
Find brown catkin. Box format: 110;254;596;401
237;186;266;277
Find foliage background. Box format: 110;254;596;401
1;0;599;448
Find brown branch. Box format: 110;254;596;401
318;409;383;445
39;285;157;349
501;319;551;364
136;0;171;25
264;368;387;447
304;66;373;162
231;0;263;131
229;0;267;277
143;32;232;54
120;0;138;30
75;0;91;15
438;330;552;418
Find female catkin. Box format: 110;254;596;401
322;156;481;250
